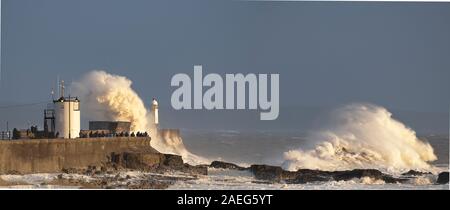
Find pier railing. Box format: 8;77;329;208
0;131;11;140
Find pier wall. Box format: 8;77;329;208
0;137;157;174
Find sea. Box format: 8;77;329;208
0;130;448;190
176;130;449;190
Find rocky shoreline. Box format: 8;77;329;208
50;151;208;189
0;156;448;189
209;161;449;185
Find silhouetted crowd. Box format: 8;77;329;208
78;131;149;138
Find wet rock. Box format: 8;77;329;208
161;154;184;169
210;161;246;170
292;174;331;184
250;165;284;182
110;151;162;171
156;154;207;176
249;164;407;184
401;170;432;176
281;170;299;181
381;176;409;184
328;169;406;184
251;180;276;184
182;164;208;176
332;169;384;181
109;151;207;176
290;169;333;184
437;172;449;184
85;165;99;176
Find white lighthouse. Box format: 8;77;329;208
54;80;80;139
151;98;159;126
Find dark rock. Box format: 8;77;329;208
136;154;207;176
290;169;333;184
157;154;207;175
250;165;334;183
401;170;432;176
292;174;331;184
109;151;162;171
210;161;246;170
332;169;384;181
182;164;208;176
381;176;409;184
281;170;299;181
85;165;98;175
437;172;449;184
251;180;276;184
250;165;284;182
331;169;406;184
161;154;184;169
249;165;407;184
100;180;108;186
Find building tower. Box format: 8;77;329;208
53;80;80;139
151;98;159;127
44;103;55;138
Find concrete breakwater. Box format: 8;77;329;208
0;137;159;174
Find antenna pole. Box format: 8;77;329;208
56;75;59;99
6;121;9;140
51;88;55;101
60;80;65;98
69;94;71;139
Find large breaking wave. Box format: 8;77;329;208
71;70;206;164
282;103;437;173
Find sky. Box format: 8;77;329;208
0;0;449;133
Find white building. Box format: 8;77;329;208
53;80;80;139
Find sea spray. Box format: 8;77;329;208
155;129;209;165
71;70;148;132
71;70;206;164
282;103;437;173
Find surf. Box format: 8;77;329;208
282;103;437;174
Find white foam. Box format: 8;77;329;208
72;70;208;165
282;103;437;174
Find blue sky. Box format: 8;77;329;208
1;0;449;133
